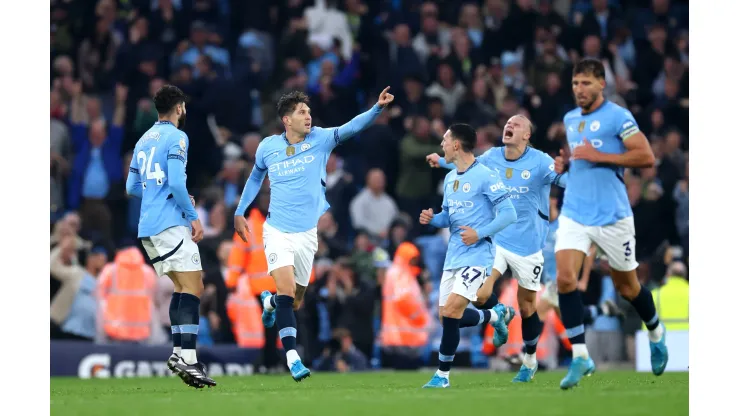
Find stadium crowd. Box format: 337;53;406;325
50;0;689;373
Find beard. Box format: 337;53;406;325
178;112;187;129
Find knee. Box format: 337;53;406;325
440;303;464;319
614;278;640;300
519;300;537;318
275;280;296;298
471;300;484;309
556;268;578;293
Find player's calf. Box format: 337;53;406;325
270;265;310;381
610;268;667;375
515;288;541;382
555;249;589;360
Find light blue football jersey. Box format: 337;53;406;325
440;147;566;257
478;147;566;257
129;121;197;238
439;161;511;272
237;104;384;233
562;100;638;226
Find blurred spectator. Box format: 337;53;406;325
673;158;689;260
324;258;376;359
67;84;127;242
650;261;689;330
313;328;369;372
350;169;398;240
50;237;107;341
395;117;441;226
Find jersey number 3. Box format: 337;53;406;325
137;147;166;186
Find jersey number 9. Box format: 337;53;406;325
137;147;166;186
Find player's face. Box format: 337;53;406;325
177;102;187;128
441;129;457;161
289;103;312;135
572;72;605;110
502;115;530;146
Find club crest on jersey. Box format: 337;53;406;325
179;138;186;150
286;146;295;156
462;183;471;193
578;121;585;133
300;143;311;151
521;170;531;180
453;180;459;192
590;121;601;132
505;168;513;179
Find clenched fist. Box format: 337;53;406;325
419;208;434;225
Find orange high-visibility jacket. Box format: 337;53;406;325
379;242;430;348
97;247;156;342
227;277;266;348
226;209;275;294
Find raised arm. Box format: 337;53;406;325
332;87;394;145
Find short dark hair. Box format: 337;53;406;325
277;91;310;119
448;123;477;153
153;85;188;115
573;58;606;79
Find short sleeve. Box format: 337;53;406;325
167;132;188;163
615;109;640;141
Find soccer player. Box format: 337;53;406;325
126;85;216;388
233;88;395;381
419;123;517;389
428;115;567;383
539;193;624;329
553;58;667;389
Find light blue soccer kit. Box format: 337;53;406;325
126;121;202;276
235;104;384;286
430;161;517;305
439;146;566;291
557;100;640;271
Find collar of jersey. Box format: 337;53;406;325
155;120;174;126
581;98;608;116
282;129;312;145
501;145;529;162
456;159;478;175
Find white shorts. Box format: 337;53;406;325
141;226;202;277
493;246;544;292
262;222;318;287
555;215;638;272
541;280;559;307
439;266;487;306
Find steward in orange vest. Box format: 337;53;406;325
379;242;431;369
96;247;157;342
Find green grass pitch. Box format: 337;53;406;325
51;370;688;416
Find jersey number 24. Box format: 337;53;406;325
137;147;166;187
